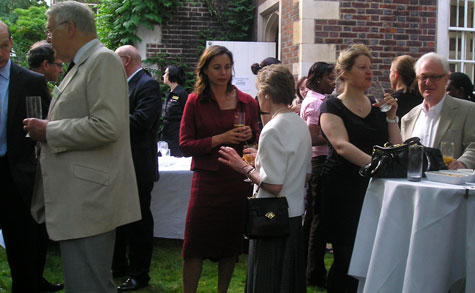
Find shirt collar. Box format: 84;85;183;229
422;94;445;118
127;68;142;82
306;89;326;100
73;39;99;64
0;59;11;81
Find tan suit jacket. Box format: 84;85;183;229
31;40;141;241
401;94;475;169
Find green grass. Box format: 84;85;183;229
0;239;332;292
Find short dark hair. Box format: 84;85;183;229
306;62;334;91
27;41;55;69
251;57;281;75
166;65;186;85
449;72;475;100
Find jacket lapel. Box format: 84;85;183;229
433;95;456;148
49;41;103;115
7;63;21;131
404;105;422;139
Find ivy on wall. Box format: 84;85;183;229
96;0;181;49
203;0;255;41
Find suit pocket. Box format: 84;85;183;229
73;164;110;186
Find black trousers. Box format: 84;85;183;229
303;155;327;285
0;156;48;293
113;179;154;282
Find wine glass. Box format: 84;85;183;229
25;96;42;138
157;141;169;157
234;112;245;128
371;81;392;112
242;143;257;183
441;141;455;167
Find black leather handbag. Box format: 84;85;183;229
245;184;289;239
359;137;447;178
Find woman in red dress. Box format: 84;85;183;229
179;45;259;292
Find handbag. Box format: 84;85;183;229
245;183;289;239
359;137;447;178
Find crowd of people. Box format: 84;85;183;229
1;1;475;292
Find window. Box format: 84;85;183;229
448;0;475;79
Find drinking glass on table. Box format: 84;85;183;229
441;141;455;167
371;81;392;112
158;141;169;157
407;144;423;182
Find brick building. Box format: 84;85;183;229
257;0;475;83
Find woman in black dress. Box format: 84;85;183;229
319;44;402;292
389;55;423;120
162;64;188;156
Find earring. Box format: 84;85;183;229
317;80;320;83
265;95;269;99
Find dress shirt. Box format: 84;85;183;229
300;89;328;157
73;39;99;64
411;95;445;147
0;59;11;156
127;68;142;83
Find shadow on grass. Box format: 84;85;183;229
0;238;332;292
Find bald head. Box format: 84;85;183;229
115;45;142;77
0;21;13;68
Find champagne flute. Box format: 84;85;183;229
242;143;257;183
234;112;245;128
372;81;392;112
441;141;455;167
25;96;42;139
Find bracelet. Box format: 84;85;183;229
246;167;256;180
386;116;399;124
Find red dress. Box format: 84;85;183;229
179;87;260;260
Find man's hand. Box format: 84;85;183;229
448;159;467;170
23;118;48;142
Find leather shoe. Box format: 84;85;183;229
40;278;64;292
117;277;148;291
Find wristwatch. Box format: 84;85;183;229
386;116;399;124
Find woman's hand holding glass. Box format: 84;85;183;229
218;126;252;145
218;146;251;173
375;92;398;119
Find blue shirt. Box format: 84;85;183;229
0;59;11;156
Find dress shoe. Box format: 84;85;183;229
117;277;148;291
40;278;64;292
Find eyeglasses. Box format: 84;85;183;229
417;74;447;82
45;21;69;38
49;61;64;68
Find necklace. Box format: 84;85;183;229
271;106;290;119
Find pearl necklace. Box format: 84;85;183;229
271;106;290;119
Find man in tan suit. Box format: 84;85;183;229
23;2;141;292
401;52;475;169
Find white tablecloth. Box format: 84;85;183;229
151;157;192;239
348;178;475;293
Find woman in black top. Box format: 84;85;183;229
319;44;401;292
389;55;423;120
162;65;188;156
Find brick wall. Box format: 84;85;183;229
312;0;437;85
145;1;227;74
281;0;300;69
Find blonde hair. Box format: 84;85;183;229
257;64;295;105
336;44;372;81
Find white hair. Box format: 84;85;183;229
414;52;450;75
46;1;97;36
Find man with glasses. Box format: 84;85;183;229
401;52;475;169
27;41;64;83
23;2;141;292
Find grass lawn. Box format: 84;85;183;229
0;238;333;292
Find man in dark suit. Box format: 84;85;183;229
27;41;64;83
113;45;162;291
0;20;61;292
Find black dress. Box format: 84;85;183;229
394;89;423;123
162;85;188;156
319;97;389;245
